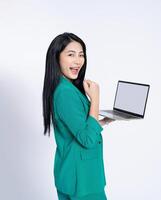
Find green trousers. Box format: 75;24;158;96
56;189;107;200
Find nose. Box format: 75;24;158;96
74;55;82;65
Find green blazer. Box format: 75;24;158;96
53;75;106;197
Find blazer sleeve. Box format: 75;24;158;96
54;87;103;149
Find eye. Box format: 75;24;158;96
68;54;74;56
80;54;84;57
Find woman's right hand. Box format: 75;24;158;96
83;79;100;101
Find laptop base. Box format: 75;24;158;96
99;110;142;121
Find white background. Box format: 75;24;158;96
0;0;161;199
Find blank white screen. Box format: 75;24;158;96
114;82;149;115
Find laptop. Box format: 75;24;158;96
99;80;150;120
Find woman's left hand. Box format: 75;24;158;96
103;117;116;124
99;116;116;126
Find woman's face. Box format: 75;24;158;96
59;41;85;81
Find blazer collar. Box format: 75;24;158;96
60;75;90;105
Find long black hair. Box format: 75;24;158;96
42;32;87;136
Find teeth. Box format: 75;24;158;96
70;68;79;72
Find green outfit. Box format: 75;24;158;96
57;189;107;200
53;76;106;198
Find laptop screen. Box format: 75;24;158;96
114;81;150;116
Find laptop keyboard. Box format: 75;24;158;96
107;110;134;118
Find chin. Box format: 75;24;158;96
63;72;79;81
68;74;79;80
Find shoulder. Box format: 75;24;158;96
54;81;78;102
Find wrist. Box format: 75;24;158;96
90;98;99;104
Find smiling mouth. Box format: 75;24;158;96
69;67;80;74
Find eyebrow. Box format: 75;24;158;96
66;50;84;53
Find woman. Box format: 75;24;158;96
42;32;114;200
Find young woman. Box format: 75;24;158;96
42;32;114;200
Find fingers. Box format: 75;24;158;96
84;79;92;83
83;80;89;87
83;79;92;87
84;79;98;86
104;117;116;123
84;79;92;85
